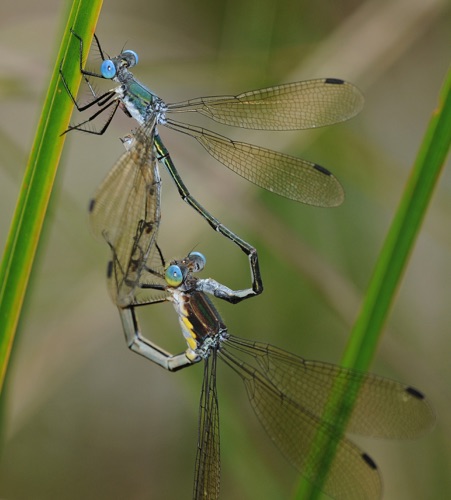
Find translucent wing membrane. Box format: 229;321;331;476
224;336;434;439
167;79;364;131
89;118;164;306
221;348;381;500
194;353;221;500
220;335;434;500
165;120;344;206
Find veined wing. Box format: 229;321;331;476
166;79;364;131
165;119;344;206
220;343;381;500
193;353;221;500
89;117;162;306
226;336;435;439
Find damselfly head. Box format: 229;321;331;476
165;252;206;288
100;49;139;80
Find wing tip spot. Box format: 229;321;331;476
88;198;96;213
313;163;332;176
106;260;113;279
362;452;378;470
325;78;345;85
406;386;425;400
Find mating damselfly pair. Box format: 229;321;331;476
61;31;434;499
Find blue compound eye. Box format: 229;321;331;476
101;59;116;79
123;49;138;67
165;265;183;287
188;252;206;272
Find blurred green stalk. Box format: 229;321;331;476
0;0;103;397
296;66;451;499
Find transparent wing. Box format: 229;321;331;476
193;353;221;500
167;79;364;131
220;344;381;500
89;117;163;306
165;120;344;207
227;336;435;439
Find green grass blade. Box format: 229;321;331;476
295;66;451;499
0;0;103;397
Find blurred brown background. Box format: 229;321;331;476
0;0;450;498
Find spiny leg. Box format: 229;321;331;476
59;29;120;134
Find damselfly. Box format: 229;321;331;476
61;30;364;296
119;250;434;499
